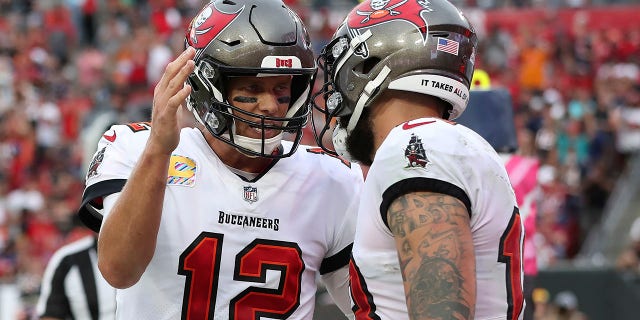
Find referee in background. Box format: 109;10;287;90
36;234;115;320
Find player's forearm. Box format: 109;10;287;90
98;144;171;289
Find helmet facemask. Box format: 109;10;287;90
185;0;317;159
311;36;350;157
311;30;379;159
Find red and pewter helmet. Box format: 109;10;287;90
313;0;477;156
185;0;317;158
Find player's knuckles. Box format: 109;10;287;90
181;61;195;76
164;78;180;92
166;95;183;110
165;59;184;76
177;85;191;99
165;48;193;76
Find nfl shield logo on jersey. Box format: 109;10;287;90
243;186;258;203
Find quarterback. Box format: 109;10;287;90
77;0;362;319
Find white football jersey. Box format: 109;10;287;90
79;123;363;320
350;118;525;320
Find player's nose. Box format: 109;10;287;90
257;93;281;115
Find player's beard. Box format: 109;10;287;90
339;109;375;166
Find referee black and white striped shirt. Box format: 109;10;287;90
36;235;116;320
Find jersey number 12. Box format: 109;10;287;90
178;232;304;320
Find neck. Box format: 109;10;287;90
198;127;276;173
370;92;443;152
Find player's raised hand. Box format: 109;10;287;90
148;46;196;156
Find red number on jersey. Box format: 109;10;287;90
231;240;304;319
178;233;303;320
178;232;223;320
126;122;151;132
498;208;525;320
349;259;381;320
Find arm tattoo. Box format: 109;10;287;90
388;192;475;320
409;257;470;319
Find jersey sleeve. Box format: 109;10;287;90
316;159;362;318
319;160;364;275
77;123;151;232
372;120;479;229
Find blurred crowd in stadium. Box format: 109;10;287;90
0;0;639;318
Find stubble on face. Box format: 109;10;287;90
340;109;375;166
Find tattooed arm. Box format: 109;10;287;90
387;191;476;320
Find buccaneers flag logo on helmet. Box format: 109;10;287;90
186;2;244;50
347;0;433;43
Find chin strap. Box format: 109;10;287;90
222;122;283;157
332;65;392;161
346;65;391;132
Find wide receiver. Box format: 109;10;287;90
77;0;362;319
313;0;525;318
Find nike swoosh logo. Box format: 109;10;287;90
402;120;436;130
103;131;117;142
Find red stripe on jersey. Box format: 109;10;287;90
349;259;381;320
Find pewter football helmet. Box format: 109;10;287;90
313;0;478;156
185;0;316;158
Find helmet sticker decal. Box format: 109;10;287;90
186;3;245;50
436;37;459;56
347;0;433;44
260;56;303;68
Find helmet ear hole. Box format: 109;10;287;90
354;57;381;76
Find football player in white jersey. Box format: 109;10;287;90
77;1;363;319
312;0;525;319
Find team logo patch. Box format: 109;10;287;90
243;186;258;203
167;155;196;187
404;133;429;168
86;146;106;179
